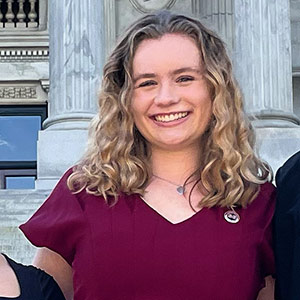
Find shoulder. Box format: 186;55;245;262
19;168;97;266
258;181;276;197
50;167;75;195
3;255;44;280
54;167;107;203
44;166;100;209
243;182;276;224
254;182;276;208
23;265;66;300
276;151;300;187
0;256;65;299
35;267;66;300
275;151;300;214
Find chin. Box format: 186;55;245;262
156;139;196;150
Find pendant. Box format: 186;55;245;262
224;209;240;224
176;185;185;195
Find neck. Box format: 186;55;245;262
150;145;201;183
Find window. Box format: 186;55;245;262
0;105;47;189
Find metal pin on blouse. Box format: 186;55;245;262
224;206;240;224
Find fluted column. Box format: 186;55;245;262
193;0;233;48
44;0;103;130
234;0;299;127
36;0;104;189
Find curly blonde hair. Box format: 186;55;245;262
68;11;272;208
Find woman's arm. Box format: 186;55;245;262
257;276;275;300
33;248;73;300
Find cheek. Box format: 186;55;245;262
131;103;142;124
131;100;147;133
197;99;213;125
131;94;141;116
131;92;151;118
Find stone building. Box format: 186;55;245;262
0;0;300;263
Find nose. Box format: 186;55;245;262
154;82;180;106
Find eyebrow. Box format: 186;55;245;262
172;67;201;75
133;73;156;83
133;67;201;83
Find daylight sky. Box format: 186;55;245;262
0;116;40;161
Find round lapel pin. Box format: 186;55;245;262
224;208;240;224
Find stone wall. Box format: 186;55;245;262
0;190;49;263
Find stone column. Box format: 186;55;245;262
234;0;299;127
193;0;234;49
233;0;300;173
36;0;104;189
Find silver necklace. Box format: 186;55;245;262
152;174;186;195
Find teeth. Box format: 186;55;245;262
154;112;188;122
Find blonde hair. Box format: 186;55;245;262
68;11;272;208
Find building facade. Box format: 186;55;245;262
0;0;300;263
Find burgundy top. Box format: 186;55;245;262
20;169;276;300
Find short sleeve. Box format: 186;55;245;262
259;183;276;278
19;168;86;266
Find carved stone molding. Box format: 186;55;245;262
192;0;233;48
0;81;47;104
40;79;49;93
0;0;48;32
0;48;49;62
103;0;116;58
129;0;176;13
0;86;36;99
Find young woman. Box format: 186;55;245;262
20;11;275;300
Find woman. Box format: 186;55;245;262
20;11;275;300
0;253;65;299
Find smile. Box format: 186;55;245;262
153;112;189;123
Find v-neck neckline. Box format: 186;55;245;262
137;194;207;225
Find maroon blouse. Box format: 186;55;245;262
20;169;276;300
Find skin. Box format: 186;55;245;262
33;248;73;300
0;251;71;299
132;33;212;153
31;33;274;300
132;33;213;224
0;254;20;298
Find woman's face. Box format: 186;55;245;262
131;33;212;152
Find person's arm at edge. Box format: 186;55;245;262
33;247;73;300
257;276;275;300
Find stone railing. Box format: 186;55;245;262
0;0;39;29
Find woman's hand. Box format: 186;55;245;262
33;248;73;300
257;276;275;300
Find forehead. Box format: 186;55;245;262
132;33;202;74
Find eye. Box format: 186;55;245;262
176;76;194;83
137;80;157;88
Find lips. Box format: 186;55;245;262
152;112;189;123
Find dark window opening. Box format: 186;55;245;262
0;105;47;189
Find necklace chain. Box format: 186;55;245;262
152;174;186;195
